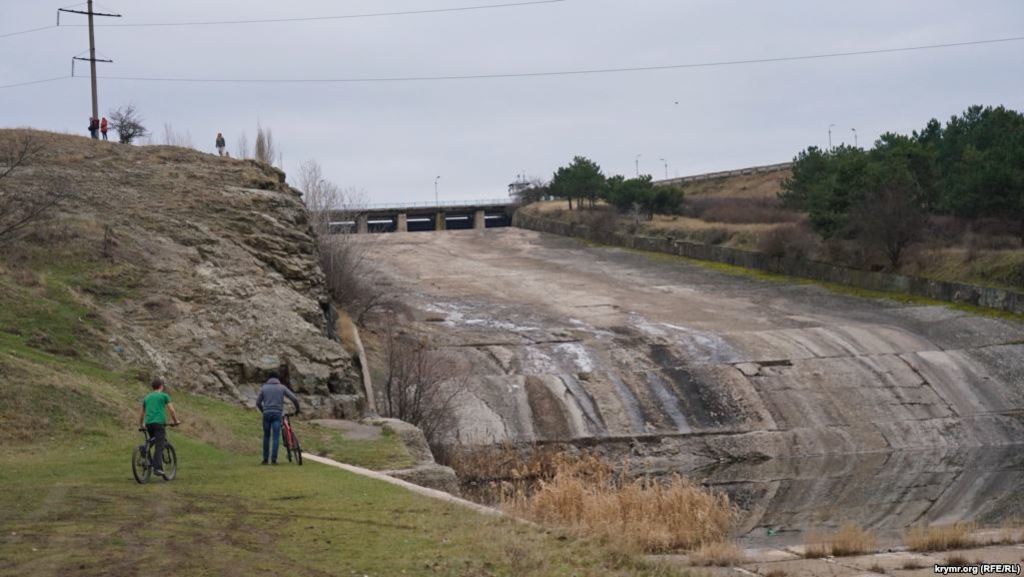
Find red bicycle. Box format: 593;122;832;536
282;411;303;466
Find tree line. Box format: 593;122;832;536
540;156;684;219
780;105;1024;266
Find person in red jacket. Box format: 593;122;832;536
100;117;109;141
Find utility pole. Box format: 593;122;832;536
635;154;642;177
59;2;121;138
828;124;835;150
851;128;858;148
659;158;668;180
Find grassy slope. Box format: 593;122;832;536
0;178;682;577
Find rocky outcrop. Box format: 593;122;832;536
6;131;363;415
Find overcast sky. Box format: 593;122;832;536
2;0;1023;204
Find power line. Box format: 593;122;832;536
93;35;1024;84
3;33;1022;90
0;0;565;39
0;76;69;90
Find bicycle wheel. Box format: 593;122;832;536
291;432;303;466
161;444;177;481
132;445;151;484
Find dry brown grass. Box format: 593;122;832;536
508;453;736;553
688;541;746;567
804;524;878;557
904;523;978;552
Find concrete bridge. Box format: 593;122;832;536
329;199;517;234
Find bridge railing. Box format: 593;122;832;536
359;198;517;211
654;162;792;186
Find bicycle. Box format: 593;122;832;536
281;411;302;466
132;424;179;484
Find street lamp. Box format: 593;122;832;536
635;154;642;177
434;175;441;206
828;124;835;150
851;128;858;148
659;158;668;180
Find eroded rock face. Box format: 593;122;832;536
363;228;1024;465
10;133;361;411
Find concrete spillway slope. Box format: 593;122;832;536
367;228;1024;470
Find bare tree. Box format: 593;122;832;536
378;314;467;446
254;123;279;166
108;104;149;145
0;135;76;244
852;183;926;269
299;159;389;324
161;124;193;148
236;132;251;159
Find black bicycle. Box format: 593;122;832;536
132;424;179;484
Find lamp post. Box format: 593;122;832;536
434;175;441;206
659;158;668;180
851;128;858;148
635;154;642;177
828;124;835;150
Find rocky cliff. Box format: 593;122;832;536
0;130;362;417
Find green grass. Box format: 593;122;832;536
0;434;683;577
0;235;687;577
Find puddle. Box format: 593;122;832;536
692;446;1024;548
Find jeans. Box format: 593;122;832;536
262;412;282;463
146;423;167;471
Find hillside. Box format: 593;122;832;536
0;129;360;415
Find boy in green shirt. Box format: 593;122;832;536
137;378;180;477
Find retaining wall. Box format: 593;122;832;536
513;211;1024;315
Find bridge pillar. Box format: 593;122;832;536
435;211;446;231
473;209;486;230
396;213;408;233
356;215;369;234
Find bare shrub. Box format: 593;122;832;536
689;541;747;567
161;124;193;148
299;160;388;324
804;524;877;557
510;453;736;553
758;225;820;260
904;523;977;552
108;104;148;145
0;134;76;244
377;313;466;446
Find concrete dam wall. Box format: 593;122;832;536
366;228;1024;471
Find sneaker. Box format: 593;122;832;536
271;461;278;465
261;461;268;465
153;469;165;477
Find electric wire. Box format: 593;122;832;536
95;35;1024;84
2;34;1021;90
0;0;565;38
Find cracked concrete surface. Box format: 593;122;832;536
366;228;1024;466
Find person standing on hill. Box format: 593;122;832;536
215;133;226;156
100;117;109;141
256;372;300;465
88;117;99;139
137;378;181;478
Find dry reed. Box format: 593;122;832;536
904;523;977;552
508;453;736;553
804;524;878;557
688;541;747;567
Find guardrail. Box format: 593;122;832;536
655;162;792;186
